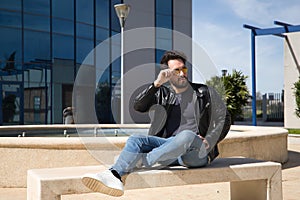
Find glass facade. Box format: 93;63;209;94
0;0;174;125
155;0;173;59
155;0;173;74
0;0;121;125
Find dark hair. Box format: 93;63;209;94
160;50;187;68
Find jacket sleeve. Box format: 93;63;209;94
204;86;231;152
133;83;159;112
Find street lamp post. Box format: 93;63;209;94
114;4;130;124
221;69;227;77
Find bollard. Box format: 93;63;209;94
63;107;74;124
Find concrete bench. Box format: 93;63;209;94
27;157;282;200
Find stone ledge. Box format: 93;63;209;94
0;125;288;188
0;125;288;150
27;158;282;200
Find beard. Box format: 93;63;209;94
170;76;189;89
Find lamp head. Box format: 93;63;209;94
114;4;130;28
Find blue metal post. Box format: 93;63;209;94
251;31;257;126
244;21;300;126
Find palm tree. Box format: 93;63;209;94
206;70;250;124
294;77;300;118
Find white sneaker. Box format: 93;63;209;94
81;170;124;197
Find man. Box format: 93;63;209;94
82;50;231;197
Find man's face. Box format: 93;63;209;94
167;59;189;89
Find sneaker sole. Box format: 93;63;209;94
82;177;124;197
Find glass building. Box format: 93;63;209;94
0;0;192;125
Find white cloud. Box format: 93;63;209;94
222;0;273;26
223;0;300;26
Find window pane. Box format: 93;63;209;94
0;10;21;28
156;0;172;15
76;23;93;39
96;27;109;42
24;14;50;32
0;27;22;63
53;18;74;35
24;68;45;86
156;14;172;29
155;0;172;29
24;85;47;124
0;0;21;11
110;0;121;32
52;0;74;20
24;0;50;15
95;41;110;84
53;34;74;60
76;38;93;64
96;0;109;28
95;66;111;123
24;31;50;62
155;0;172;64
76;0;93;24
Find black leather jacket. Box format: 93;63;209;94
134;82;231;163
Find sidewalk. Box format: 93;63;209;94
1;135;300;200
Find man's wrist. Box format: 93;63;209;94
153;80;161;88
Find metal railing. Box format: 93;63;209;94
239;92;284;122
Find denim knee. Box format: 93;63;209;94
174;130;197;144
126;134;144;144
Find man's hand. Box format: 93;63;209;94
154;69;174;87
199;135;210;150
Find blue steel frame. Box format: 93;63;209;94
244;21;300;126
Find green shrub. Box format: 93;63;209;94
287;129;300;134
294;77;300;118
206;70;250;124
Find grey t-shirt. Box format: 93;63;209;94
165;87;198;136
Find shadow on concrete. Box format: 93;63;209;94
282;150;300;169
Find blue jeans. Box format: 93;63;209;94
111;130;208;176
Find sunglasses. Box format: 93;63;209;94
174;67;188;74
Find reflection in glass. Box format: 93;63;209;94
23;62;50;124
95;67;112;123
76;38;93;64
2;93;18;124
0;10;21;28
23;0;50;15
156;0;172;14
24;14;50;32
96;0;109;28
77;23;93;39
0;27;22;63
110;0;121;32
0;0;21;11
156;15;172;29
155;0;173;64
53;34;74;59
52;0;74;20
24;30;50;62
76;0;93;24
96;27;109;42
0;0;130;124
52;18;74;35
24;87;47;124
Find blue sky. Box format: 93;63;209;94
192;0;300;94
